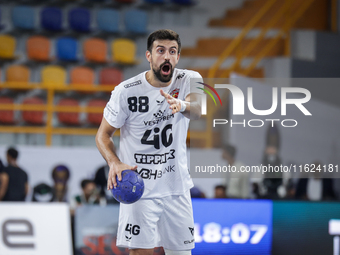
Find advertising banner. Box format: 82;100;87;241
0;203;72;255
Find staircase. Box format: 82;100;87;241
186;0;330;148
209;0;328;30
182;0;329;79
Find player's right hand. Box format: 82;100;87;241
107;162;138;190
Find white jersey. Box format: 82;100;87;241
104;68;202;198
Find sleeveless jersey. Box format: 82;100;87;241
103;68;202;198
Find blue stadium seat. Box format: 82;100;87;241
68;8;91;33
41;7;63;32
171;0;194;5
97;9;120;33
124;9;148;34
144;0;165;3
12;6;35;30
56;37;77;61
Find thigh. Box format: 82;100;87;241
130;248;154;255
158;191;195;251
117;198;163;249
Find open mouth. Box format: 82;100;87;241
161;63;171;76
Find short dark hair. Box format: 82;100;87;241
223;144;236;158
81;179;94;189
147;29;181;54
215;185;227;191
7;147;18;159
52;165;70;182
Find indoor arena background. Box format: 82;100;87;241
0;0;340;254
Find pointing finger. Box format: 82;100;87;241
160;89;172;99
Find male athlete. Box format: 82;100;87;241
96;29;202;255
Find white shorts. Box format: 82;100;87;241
116;190;195;251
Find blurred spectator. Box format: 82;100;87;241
250;183;261;199
0;159;4;198
0;147;29;201
222;144;250;199
295;162;335;201
262;145;283;199
0;159;4;172
70;179;104;213
214;185;227;198
190;186;206;198
284;179;296;200
266;123;280;150
52;165;70;202
94;165;118;204
333;178;340;200
32;183;54;202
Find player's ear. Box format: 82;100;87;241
177;52;180;61
146;50;151;63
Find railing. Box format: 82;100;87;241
196;0;317;148
331;0;338;32
0;83;117;146
208;0;316;78
0;83;200;146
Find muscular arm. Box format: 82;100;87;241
95;118;137;190
0;173;9;201
160;90;202;120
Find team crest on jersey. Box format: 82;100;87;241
176;73;185;80
170;88;180;98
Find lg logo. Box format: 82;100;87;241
2;219;35;248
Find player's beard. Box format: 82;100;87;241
152;61;174;83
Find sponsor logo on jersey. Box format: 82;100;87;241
184;239;195;244
156;99;164;105
176;73;185;80
137;165;175;180
189;227;194;236
125;224;140;241
124;80;142;89
134;149;175;164
169;88;180;98
144;110;175;126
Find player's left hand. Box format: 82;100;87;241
160;89;183;114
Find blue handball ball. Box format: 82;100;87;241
111;170;144;204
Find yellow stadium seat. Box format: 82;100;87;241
0;35;16;59
41;66;66;87
6;65;30;83
112;38;137;64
